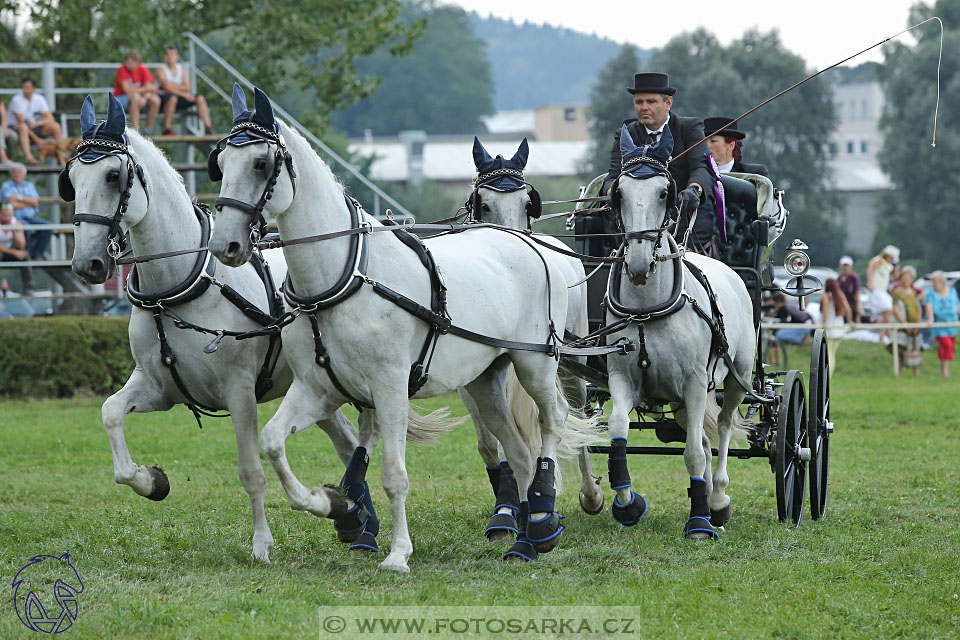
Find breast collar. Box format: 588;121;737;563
126;201;217;308
605;234;687;321
281;194;370;312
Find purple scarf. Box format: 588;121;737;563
707;154;726;244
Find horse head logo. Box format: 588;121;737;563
12;553;85;634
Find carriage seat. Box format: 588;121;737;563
716;174;770;272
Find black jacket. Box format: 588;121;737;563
731;158;770;178
602;114;714;196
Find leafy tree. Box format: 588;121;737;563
11;0;423;127
875;0;958;266
332;3;492;136
584;44;642;176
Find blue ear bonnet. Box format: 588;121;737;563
472;137;528;192
227;84;279;146
77;94;130;163
619;123;673;179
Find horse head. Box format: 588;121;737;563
469;137;539;227
67;94;150;283
208;84;297;266
613;123;675;285
12;552;85;634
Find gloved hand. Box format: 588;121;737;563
677;185;701;214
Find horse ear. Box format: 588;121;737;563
80;95;97;139
232;83;248;120
619;123;638;160
252;87;275;129
472;136;493;169
105;94;126;136
510;137;529;169
652;123;674;161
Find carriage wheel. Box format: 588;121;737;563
774;371;809;525
808;330;832;520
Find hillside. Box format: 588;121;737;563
470;12;651;110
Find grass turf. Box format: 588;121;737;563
1;341;958;638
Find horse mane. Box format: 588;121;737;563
124;129;190;202
276;120;345;193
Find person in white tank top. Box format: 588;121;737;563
156;45;214;135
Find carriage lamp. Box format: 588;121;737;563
783;239;810;277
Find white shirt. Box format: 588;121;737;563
9;92;50;124
0;216;23;250
643;113;671;144
717;159;735;173
160;63;185;87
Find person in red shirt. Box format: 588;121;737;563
114;50;161;135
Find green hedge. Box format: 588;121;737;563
0;317;134;398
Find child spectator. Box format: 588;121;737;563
156;45;213;135
114;50;161;135
7;77;65;165
924;271;960;378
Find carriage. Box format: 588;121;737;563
560;170;833;525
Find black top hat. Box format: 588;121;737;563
627;72;676;96
704;116;746;140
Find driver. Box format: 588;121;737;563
601;72;718;255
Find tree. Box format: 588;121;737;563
875;0;958;267
332;3;493;136
12;0;423;128
583;44;641;176
585;29;844;264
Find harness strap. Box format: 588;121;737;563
307;312;371;409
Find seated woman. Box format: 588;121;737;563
704;116;769;178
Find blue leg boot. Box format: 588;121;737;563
503;501;538;562
525;457;564;553
333;447;379;551
484;460;519;541
683;477;718;540
608;438;647;526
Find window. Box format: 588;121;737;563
828;142;838;157
861;99;869;119
564;108;576;122
861;141;868;154
846;141;855;154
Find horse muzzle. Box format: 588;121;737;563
71;256;113;284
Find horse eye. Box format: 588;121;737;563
659;189;667;199
106;169;120;183
254;157;267;172
481;203;490;212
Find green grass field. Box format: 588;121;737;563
2;341;959;638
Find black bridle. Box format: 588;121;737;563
208;122;298;241
465;166;542;224
609;156;679;272
62;137;149;258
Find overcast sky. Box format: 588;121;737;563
446;0;926;70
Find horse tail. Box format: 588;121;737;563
702;395;750;445
406;406;466;444
507;368;605;492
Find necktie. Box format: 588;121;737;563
647;131;660;146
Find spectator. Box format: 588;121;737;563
924;271;960;378
891;265;924;377
0;99;14;167
156;45;213;136
821;278;854;377
866;245;899;344
837;255;862;322
7;77;65;165
1;163;51;259
114;50;161;135
0;202;32;292
771;291;813;344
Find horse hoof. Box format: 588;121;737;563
503;539;539;562
683;516;719;540
484;513;518;541
710;504;732;528
579;490;605;515
315;484;348;520
611;491;647;526
348;530;380;553
146;466;170;501
527;512;563;554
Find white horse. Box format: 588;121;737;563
207;87;598;573
66;94;361;562
603;124;755;538
465;137;604;523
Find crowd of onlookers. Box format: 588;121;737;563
0;45;215;294
770;244;960;378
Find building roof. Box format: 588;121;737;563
481;109;535;135
828;159;891;191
